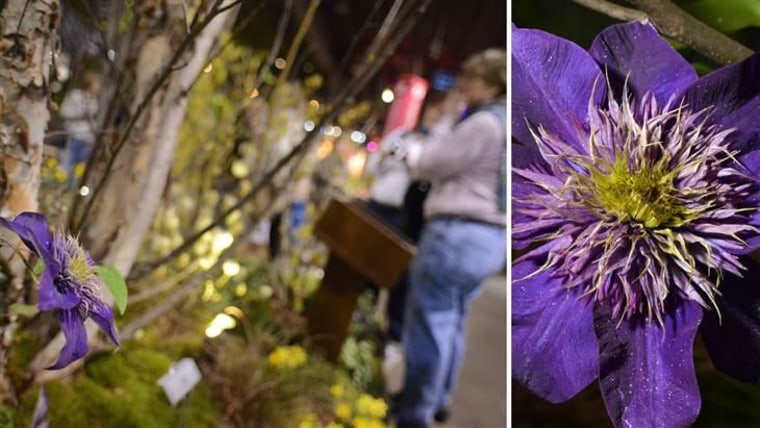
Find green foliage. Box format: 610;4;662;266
679;0;760;33
96;265;128;314
8;303;38;317
15;346;219;427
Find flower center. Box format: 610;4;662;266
588;155;689;229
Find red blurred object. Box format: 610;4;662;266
383;74;429;137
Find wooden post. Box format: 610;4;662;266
307;197;415;362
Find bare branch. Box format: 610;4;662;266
572;0;646;22
275;0;321;86
255;0;293;88
627;0;752;65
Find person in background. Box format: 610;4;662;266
384;90;457;345
59;71;101;187
392;49;506;428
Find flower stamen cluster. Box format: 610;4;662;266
516;89;759;325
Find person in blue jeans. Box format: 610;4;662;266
392;49;506;428
59;71;100;188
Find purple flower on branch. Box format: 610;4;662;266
0;212;119;369
513;21;760;427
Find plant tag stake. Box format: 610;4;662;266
157;358;202;406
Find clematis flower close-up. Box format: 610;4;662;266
0;212;120;369
512;21;760;427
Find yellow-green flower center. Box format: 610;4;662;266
580;155;693;229
67;246;96;282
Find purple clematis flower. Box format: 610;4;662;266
512;21;760;427
0;212;119;369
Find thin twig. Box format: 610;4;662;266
254;0;293;89
572;0;646;22
622;0;752;65
275;0;321;86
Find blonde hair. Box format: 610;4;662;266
462;48;506;93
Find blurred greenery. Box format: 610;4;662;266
512;1;760;426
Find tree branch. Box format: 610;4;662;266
628;0;751;65
572;0;645;22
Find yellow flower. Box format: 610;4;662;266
324;423;344;428
73;162;86;178
352;416;386;428
267;345;308;370
297;413;320;428
54;168;68;183
330;384;345;398
44;157;58;169
355;394;387;419
334;402;352;420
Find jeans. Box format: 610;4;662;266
61;137;93;188
395;218;506;425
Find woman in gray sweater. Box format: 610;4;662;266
392;49;506;428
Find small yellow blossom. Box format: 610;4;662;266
267;345;308;370
355;394;387;419
73;162;86;178
53;168;68;183
352;416;386;428
44;157;58;169
334;402;352;420
297;413;320;428
330;384;345;398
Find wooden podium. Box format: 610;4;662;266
306;198;416;362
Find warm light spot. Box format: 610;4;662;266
198;257;214;270
203;63;213;73
223;305;245;318
222;260;241;277
309;99;320;109
249;88;259;98
381;88;395;103
347;152;367;178
204;313;237;338
274;58;287;69
211;231;234;254
317;139;334;159
231;160;249;178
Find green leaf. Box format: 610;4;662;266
9;303;38;317
96;265;128;315
679;0;760;33
32;259;44;275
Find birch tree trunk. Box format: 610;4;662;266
30;0;240;376
0;0;59;402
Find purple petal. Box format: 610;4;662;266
739;150;760;252
594;300;702;428
48;309;89;370
700;257;760;382
0;212;57;268
589;21;697;105
680;53;760;152
90;303;120;346
37;268;80;311
512;259;599;402
512;27;603;155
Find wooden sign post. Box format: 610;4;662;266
307;197;416;362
